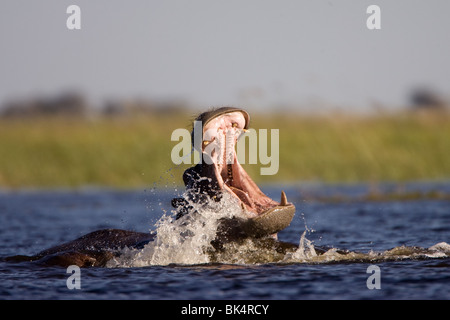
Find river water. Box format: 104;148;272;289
0;182;449;300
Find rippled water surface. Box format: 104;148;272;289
1;182;449;300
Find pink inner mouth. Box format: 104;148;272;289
201;112;279;218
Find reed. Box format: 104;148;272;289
250;111;450;184
0;110;449;189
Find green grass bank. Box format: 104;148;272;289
0;111;449;189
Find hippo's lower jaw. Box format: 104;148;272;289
210;155;296;239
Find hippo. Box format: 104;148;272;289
6;107;298;267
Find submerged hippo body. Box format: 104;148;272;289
6;229;155;267
8;107;299;267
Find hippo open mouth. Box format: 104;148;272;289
173;107;295;238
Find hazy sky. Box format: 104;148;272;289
1;1;449;111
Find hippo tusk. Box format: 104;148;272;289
280;190;288;206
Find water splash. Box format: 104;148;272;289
282;240;450;265
107;192;247;267
108;189;450;267
284;231;317;262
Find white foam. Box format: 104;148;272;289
107;192;246;267
283;231;317;262
429;242;450;253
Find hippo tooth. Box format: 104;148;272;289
280;190;288;206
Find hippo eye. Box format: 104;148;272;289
202;137;216;148
232;123;238;128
